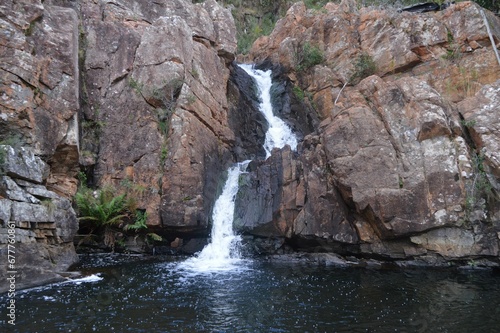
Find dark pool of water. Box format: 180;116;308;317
2;255;500;333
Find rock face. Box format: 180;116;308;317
0;0;80;197
2;0;500;268
241;0;500;263
78;0;243;234
0;145;79;293
0;0;80;290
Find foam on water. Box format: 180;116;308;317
178;161;251;274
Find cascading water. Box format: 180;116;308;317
239;64;297;158
181;64;297;273
178;161;250;273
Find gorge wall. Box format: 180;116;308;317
1;0;500;291
242;0;500;265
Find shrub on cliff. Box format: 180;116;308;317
295;42;325;71
75;185;129;249
350;53;377;85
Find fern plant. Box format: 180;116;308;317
124;210;148;231
76;188;128;228
75;186;129;249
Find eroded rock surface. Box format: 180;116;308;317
78;0;244;233
243;0;500;263
0;146;78;293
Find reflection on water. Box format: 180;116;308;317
2;257;500;333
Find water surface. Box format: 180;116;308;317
3;256;500;333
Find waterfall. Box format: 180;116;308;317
239;64;298;158
178;161;250;273
180;64;297;273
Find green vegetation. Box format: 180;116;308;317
25;20;37;37
445;67;480;98
186;94;197;105
160;144;168;167
74;172;161;250
190;68;200;79
236;12;277;54
124;210;148;231
474;0;500;13
295;42;325;72
461;119;477;128
41;199;56;216
443;29;462;62
465;152;495;219
350;53;377;85
128;77;144;95
76;186;128;236
292;85;305;101
0;147;5;176
303;0;330;10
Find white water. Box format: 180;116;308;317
239;63;298;158
180;64;298;273
178;161;250;273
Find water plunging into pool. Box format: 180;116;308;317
178;161;250;273
180;64;297;273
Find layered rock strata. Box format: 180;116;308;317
0;146;78;292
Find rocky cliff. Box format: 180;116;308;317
0;0;261;289
1;0;80;291
242;0;500;265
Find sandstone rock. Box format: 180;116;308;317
0;145;48;184
11;201;54;223
293;135;358;244
0;176;40;204
324;76;465;238
458;80;500;178
23;185;59;199
53;197;79;243
0;242;78;292
0;199;11;223
0;0;80;197
201;0;238;60
410;227;499;258
0;146;78;291
81;0;239;230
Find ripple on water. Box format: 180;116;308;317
4;258;500;333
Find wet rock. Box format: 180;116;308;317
227;63;268;160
